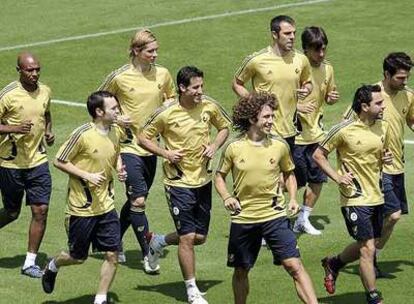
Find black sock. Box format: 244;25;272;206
119;201;131;239
331;255;346;271
130;211;149;257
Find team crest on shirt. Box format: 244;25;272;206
201;112;210;123
295;68;300;74
381;136;385;143
158;83;162;90
267;70;273;75
129;87;135;92
269;158;276;165
402;107;407;114
324;79;328;85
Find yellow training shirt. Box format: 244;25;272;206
0;81;51;169
217;134;295;224
56;122;121;216
320;118;389;207
142;96;231;188
296;61;336;144
235;47;312;138
99;63;176;156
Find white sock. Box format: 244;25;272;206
94;294;107;304
157;234;167;247
48;259;59;272
302;205;313;221
23;252;37;269
185;278;199;298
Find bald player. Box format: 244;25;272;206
0;52;54;278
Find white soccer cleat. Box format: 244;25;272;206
143;256;160;274
293;220;322;236
147;232;164;270
118;252;126;263
188;293;208;304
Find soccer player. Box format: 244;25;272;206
0;52;54;278
343;53;414;277
42;91;126;304
313;85;392;304
232;15;312;150
215;92;318;304
98;29;176;273
292;26;340;235
138;66;231;304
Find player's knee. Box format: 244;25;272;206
360;242;376;258
32;204;49;220
130;197;146;212
194;234;207;245
387;211;401;224
234;267;249;280
283;259;303;278
179;233;196;246
105;251;119;265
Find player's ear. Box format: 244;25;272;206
179;84;186;94
16;66;20;72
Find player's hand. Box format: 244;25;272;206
85;171;106;186
297;102;316;114
382;149;393;165
165;149;184;164
296;87;311;100
287;199;300;216
326;89;340;103
336;172;354;186
116;115;132;128
44;131;55;146
224;197;241;214
14;120;33;134
202;143;217;159
117;164;128;182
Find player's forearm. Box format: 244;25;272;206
232;79;249;98
283;171;297;202
312;148;340;183
0;124;18;134
53;159;89;180
214;172;232;200
137;133;168;159
302;81;313;94
213;128;230;150
45;110;53;133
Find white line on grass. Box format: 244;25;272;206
0;0;332;52
51;99;414;145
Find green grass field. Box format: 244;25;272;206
0;0;413;303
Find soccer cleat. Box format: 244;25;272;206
118;252;126;263
143;256;160;274
42;265;58;294
321;257;339;294
21;264;43;278
293;220;322;235
188;293;208;304
147;232;164;270
366;289;383;304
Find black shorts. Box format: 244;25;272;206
164;182;212;236
283;136;295;154
0;162;52;210
341;205;383;241
121;153;157;200
67;209;121;260
293;143;327;187
227;217;300;269
382;173;408;215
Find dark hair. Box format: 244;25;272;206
233;92;277;133
87;91;117;118
301;26;328;51
176;66;204;95
270;15;295;34
383;52;413;77
351;84;382;114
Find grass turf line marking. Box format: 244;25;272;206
0;0;332;52
51;99;414;145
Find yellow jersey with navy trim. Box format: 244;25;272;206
320;118;390;207
342;83;414;174
99;63;176;156
235;47;312;138
217;134;295;224
142;96;231;187
296;61;336;144
56;122;121;216
0;81;51;169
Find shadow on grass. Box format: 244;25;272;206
0;252;48;269
89;248;170;271
318;291;366;304
135;279;222;302
341;259;414;278
42;292;119;304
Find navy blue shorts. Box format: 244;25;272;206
382;173;408;215
284;136;295;154
121;153;157;200
0;162;52;210
227;217;300;269
164;182;212;236
67;209;121;260
293;143;327;187
341;205;383;241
